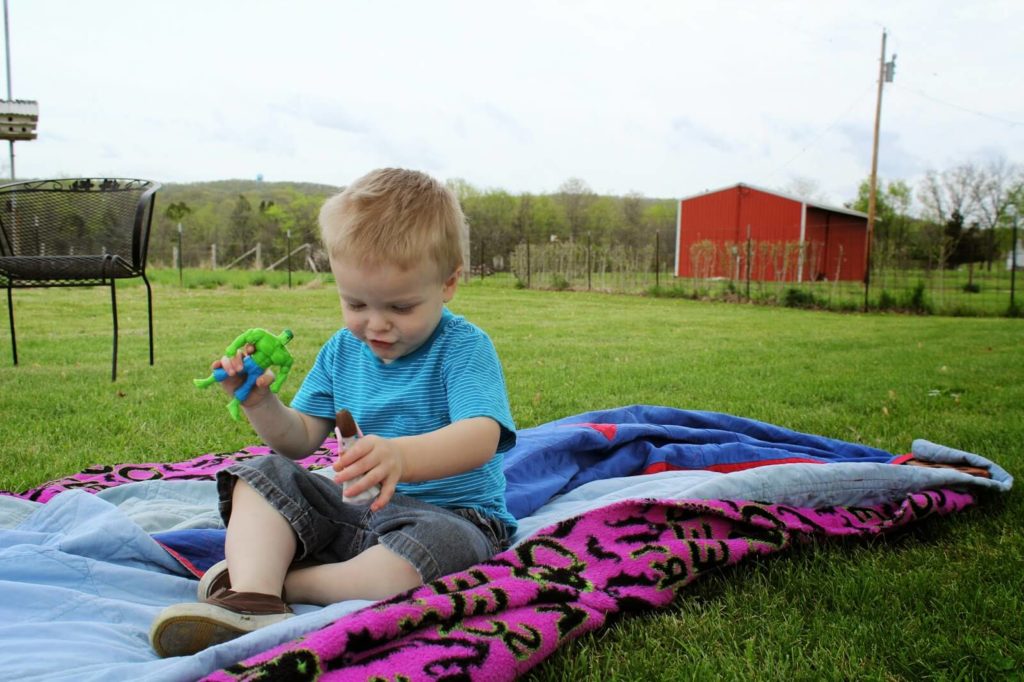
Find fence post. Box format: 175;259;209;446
286;230;293;289
177;223;183;287
1011;208;1019;312
745;224;752;301
526;236;531;289
587;232;592;290
255;242;262;270
655;231;660;289
479;237;485;280
210;242;217;270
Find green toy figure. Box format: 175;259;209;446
194;328;295;421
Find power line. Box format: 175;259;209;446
896;84;1023;128
774;81;877;173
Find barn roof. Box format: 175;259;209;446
680;182;868;220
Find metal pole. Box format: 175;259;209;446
526;236;531;289
745;224;752;300
177;223;183;287
4;0;14;179
587;232;592;290
1011;210;1018;311
654;231;661;289
286;229;292;289
864;29;888;311
2;0;10;101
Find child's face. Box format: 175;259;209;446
331;257;458;364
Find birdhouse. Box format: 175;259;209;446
0;99;38;141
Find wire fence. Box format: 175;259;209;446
152;228;1022;317
501;235;1022;317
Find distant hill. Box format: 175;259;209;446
149;180;339;267
158;179;340;208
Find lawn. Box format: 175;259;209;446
0;273;1021;680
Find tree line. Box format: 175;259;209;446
846;157;1024;283
151;176;679;271
150;159;1024;277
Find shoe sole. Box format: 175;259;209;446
150;603;293;658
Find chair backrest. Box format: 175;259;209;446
0;178;160;271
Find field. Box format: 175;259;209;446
0;271;1021;680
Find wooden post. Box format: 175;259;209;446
176;223;183;286
526;236;531;289
655;231;660;289
745;224;752;300
864;29;888;310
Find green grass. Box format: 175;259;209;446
1;270;1022;680
146;266;329;290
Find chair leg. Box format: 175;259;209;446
5;285;15;366
110;279;119;382
143;273;154;366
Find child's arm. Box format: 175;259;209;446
216;350;330;457
242;389;334;459
333;417;500;511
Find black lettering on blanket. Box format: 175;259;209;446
223;649;321;681
510;538;593;592
536;602;591;638
323;632;490;675
475;620;544;658
548;514;583;539
604;508;672;544
652;555;693;590
420;637;491;677
27;479;107;501
908;489;943;515
585;534;619;561
757;504;828;535
430;568;497;595
846;506;887;524
605;567;663;589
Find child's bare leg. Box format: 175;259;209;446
224;478;297;596
283;545;422;605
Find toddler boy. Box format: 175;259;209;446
150;168;516;657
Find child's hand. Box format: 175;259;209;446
212;347;273;408
332;435;406;512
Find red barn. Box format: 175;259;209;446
674;183;868;283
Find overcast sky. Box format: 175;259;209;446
5;1;1023;205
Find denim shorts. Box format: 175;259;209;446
217;454;509;583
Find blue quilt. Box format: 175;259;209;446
0;406;1011;681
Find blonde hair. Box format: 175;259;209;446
319;168;466;279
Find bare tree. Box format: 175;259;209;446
971;157;1024;269
917;162;984;224
616;191;646;249
556;177;595;242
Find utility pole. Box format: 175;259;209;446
1;0;38;180
3;0;14;178
864;29;896;311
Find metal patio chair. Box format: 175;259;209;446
0;178;161;380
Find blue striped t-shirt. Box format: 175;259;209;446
291;308;517;531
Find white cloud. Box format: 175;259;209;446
4;0;1022;204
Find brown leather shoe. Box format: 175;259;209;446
196;560;290;604
196;559;231;602
150;589;293;658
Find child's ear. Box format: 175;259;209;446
442;267;461;302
